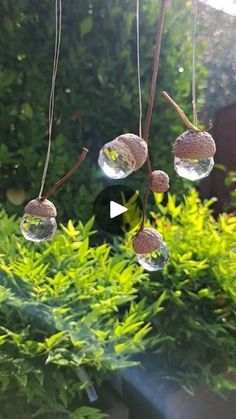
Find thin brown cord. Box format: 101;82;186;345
143;0;168;144
140;0;168;231
41;148;89;201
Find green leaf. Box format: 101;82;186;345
21;103;33;119
70;406;107;418
45;332;67;350
80;17;93;38
17;374;28;387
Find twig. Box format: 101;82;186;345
41;147;89;201
143;0;168;144
161;91;200;131
140;0;168;231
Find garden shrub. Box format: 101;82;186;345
1;190;234;417
0;210;151;418
121;190;236;393
0;0;206;219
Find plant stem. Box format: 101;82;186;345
140;0;168;231
143;0;168;144
41;147;89;201
161;91;200;131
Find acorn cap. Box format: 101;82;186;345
173;130;216;160
117;133;148;171
24;198;57;218
108;139;136;168
132;228;163;254
150;170;169;193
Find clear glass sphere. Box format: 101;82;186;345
98;141;135;179
174;156;214;181
20;214;57;242
137;242;169;272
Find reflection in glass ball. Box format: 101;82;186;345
20;214;57;242
98;141;135;179
137;242;169;271
174;156;214;181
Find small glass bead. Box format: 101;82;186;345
137;242;169;271
98;141;135;179
174;156;214;181
20;214;57;242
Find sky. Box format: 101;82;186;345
201;0;236;16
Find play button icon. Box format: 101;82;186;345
110;201;128;219
93;185;143;235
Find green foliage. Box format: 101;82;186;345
70;407;107;419
0;187;236;411
225;170;236;210
121;190;236;392
0;211;151;418
0;0;207;219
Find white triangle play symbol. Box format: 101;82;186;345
110;201;128;219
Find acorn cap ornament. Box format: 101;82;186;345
24;198;57;218
117;133;148;171
150;170;169;193
161;91;216;181
21;148;89;242
173;130;216;160
20;3;89;243
98;133;148;179
132;228;163;254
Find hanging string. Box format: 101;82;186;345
192;0;198;127
136;0;142;138
38;0;62;199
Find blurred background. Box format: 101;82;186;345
0;0;235;220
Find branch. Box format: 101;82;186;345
143;0;168;143
161;91;200;132
140;0;168;231
41;147;89;201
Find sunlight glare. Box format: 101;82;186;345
201;0;236;16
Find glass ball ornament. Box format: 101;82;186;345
174;156;214;181
98;140;135;179
137;243;169;271
98;133;148;179
173;130;216;181
20;198;57;242
132;228;169;272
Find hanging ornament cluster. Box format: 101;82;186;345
98;0;170;271
97;0;216;271
21;0;217;275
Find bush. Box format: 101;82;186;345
0;0;206;219
1;189;233;415
121;190;236;393
0;211;151;418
